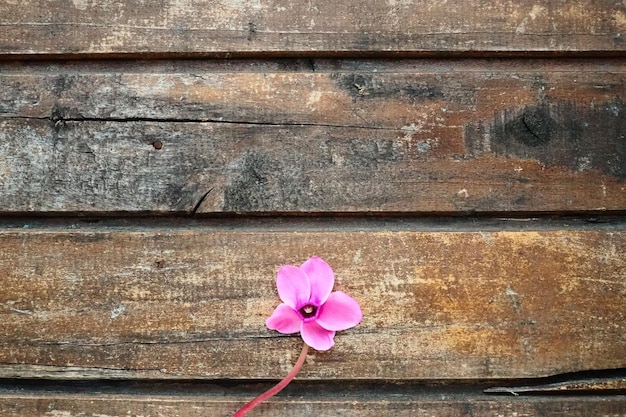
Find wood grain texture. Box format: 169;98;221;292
1;60;624;213
1;392;625;417
1;226;624;380
2;0;624;411
0;0;624;56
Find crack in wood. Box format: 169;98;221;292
30;334;281;347
0;362;165;373
1;115;397;131
191;188;213;214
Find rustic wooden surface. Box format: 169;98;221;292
1;59;624;213
1;225;624;380
1;0;624;56
2;0;625;414
1;391;625;417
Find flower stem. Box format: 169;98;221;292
233;343;310;417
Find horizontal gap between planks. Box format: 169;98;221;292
2;50;626;62
0;55;624;73
0;213;624;232
0;368;624;398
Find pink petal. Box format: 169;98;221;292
300;256;334;305
276;265;311;309
266;304;302;334
316;291;362;331
301;320;336;351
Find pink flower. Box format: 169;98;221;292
266;256;362;351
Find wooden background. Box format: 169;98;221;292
1;1;625;416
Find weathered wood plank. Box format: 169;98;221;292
1;392;625;417
0;0;624;56
0;226;624;380
1;120;623;213
1;60;624;213
3;59;625;128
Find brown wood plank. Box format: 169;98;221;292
3;59;626;127
1;119;624;213
1;392;625;417
0;1;624;56
0;226;624;380
1;60;624;213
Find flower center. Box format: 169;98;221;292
299;304;318;319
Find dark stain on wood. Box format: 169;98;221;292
51;75;74;95
223;148;330;211
505;105;556;147
222;137;405;211
224;150;280;211
334;73;444;102
466;99;626;179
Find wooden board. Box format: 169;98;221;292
0;1;624;56
1;225;624;380
1;391;625;417
2;0;624;413
1;60;625;213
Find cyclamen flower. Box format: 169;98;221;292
233;257;362;416
266;256;362;351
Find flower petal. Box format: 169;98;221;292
301;320;336;351
300;256;334;305
276;265;311;309
266;304;302;334
316;291;363;331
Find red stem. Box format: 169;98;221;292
233;343;310;417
